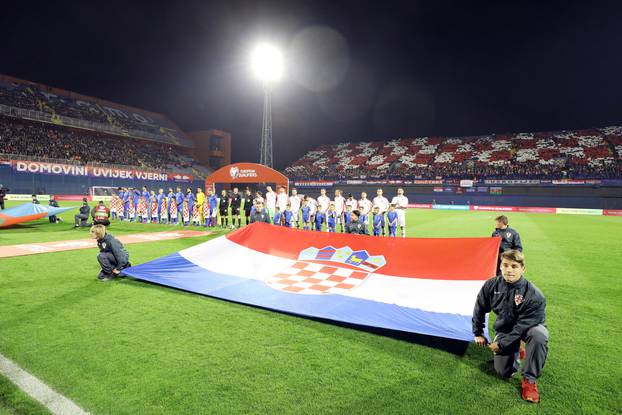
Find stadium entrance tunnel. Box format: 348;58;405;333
205;162;289;193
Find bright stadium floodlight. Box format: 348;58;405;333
251;43;283;168
251;43;283;82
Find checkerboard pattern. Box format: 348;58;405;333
265;261;370;295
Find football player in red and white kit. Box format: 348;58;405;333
391;187;409;237
316;188;331;232
372;188;390;236
289;188;302;228
333;189;346;232
358;192;372;227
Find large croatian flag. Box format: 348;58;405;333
124;223;500;341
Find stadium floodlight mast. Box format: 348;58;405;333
251;43;283;168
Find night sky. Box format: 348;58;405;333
1;1;621;169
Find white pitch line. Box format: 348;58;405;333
0;353;89;415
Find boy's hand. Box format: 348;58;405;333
474;336;488;347
112;268;120;275
488;342;501;353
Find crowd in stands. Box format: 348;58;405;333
285;127;622;180
0;78;188;145
0;115;200;173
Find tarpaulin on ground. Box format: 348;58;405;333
0;203;76;228
123;223;500;341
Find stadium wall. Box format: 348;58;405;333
0;165;204;195
291;184;622;209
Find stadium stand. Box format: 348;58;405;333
0;74;191;147
0;114;206;174
0;74;219;180
284;127;622;180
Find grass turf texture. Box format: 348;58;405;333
0;201;621;414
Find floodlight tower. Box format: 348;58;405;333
251;43;283;168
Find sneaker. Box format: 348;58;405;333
521;378;540;403
519;341;526;360
97;272;113;281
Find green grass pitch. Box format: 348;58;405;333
0;201;621;414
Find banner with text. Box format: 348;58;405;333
7;160;193;182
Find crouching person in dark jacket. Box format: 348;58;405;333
74;198;91;228
90;224;131;281
472;249;548;404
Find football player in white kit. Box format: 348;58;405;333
265;186;277;220
316;188;331;232
372;188;390;236
345;193;358;212
358;192;372;227
306;196;318;230
333;189;346;232
391;187;409;237
276;186;289;215
289;188;302;228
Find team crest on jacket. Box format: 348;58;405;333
506;232;512;239
514;294;524;305
229;166;239;179
265;246;386;295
